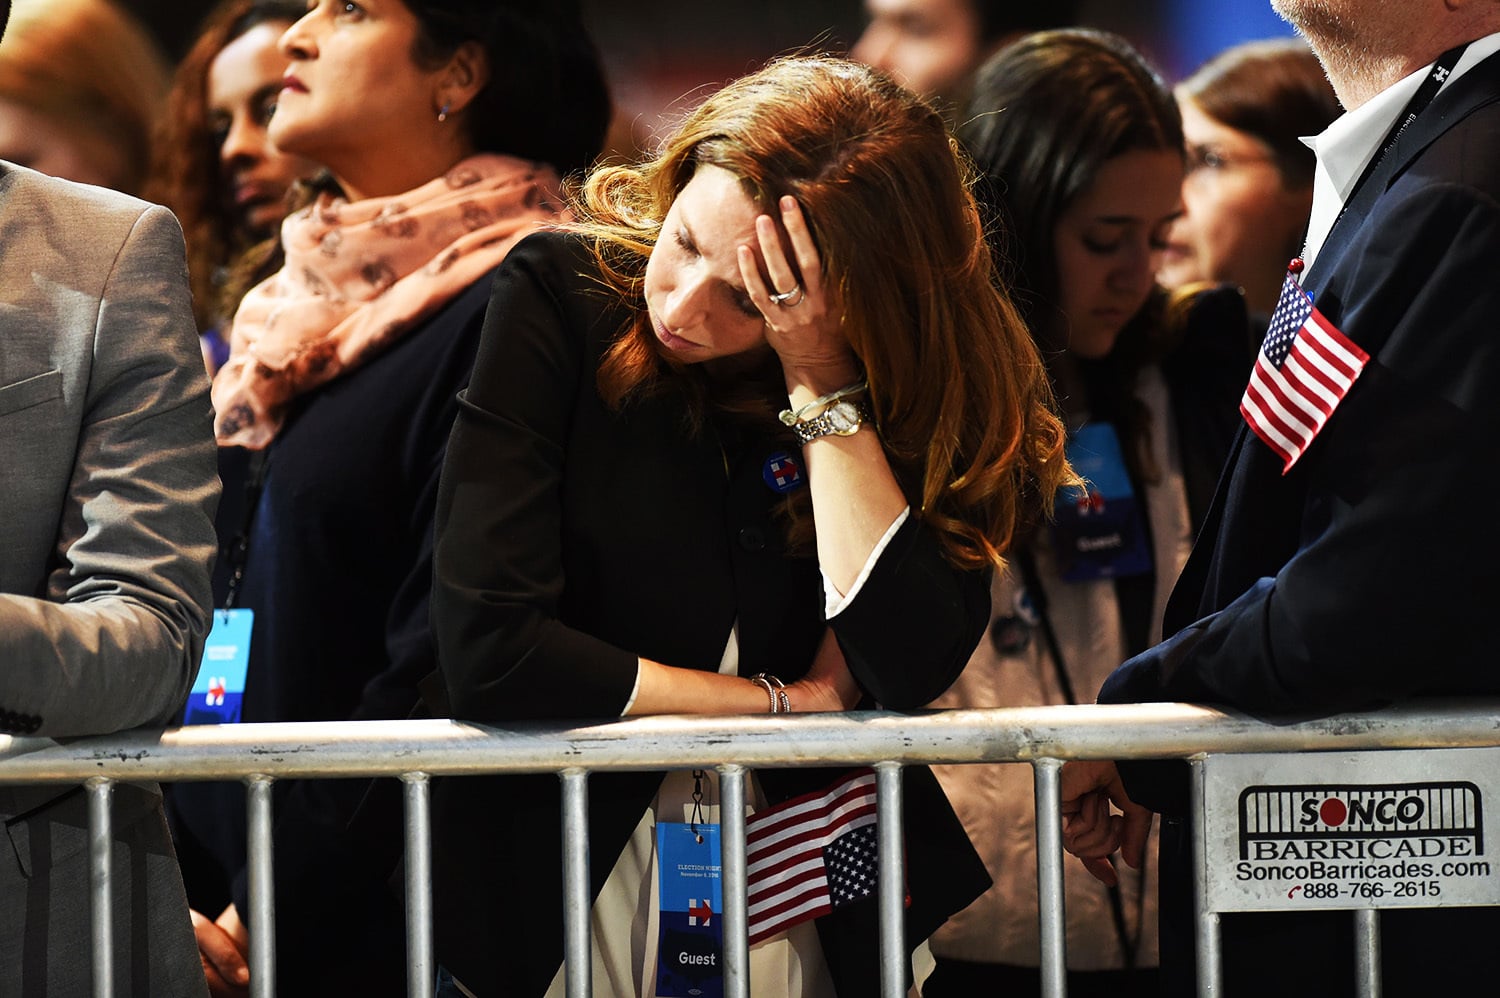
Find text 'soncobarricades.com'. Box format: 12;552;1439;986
1200;749;1500;911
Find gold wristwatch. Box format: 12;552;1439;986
792;400;869;444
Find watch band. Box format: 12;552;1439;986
777;379;868;426
792;400;869;444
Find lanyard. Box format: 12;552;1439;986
222;448;269;613
1007;543;1145;967
1336;42;1470;224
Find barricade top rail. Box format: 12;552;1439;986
1;701;1497;784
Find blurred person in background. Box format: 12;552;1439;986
1157;39;1340;320
850;0;1079;112
146;0;317;374
165;1;609;995
0;0;169;195
922;29;1251;998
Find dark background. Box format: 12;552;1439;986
121;0;1301;156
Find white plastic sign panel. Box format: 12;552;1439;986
1199;748;1500;912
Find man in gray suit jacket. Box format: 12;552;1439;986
0;2;219;987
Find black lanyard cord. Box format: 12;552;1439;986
1332;42;1470;233
221;448;270;615
1011;546;1142;969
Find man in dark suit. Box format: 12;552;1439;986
1059;1;1500;994
0;0;219;991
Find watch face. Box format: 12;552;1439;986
827;401;860;434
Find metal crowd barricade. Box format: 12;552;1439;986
1190;737;1500;997
3;701;1500;998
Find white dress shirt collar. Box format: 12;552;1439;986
1300;31;1500;272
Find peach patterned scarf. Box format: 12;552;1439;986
213;154;567;448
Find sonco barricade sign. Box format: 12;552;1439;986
1200;749;1500;912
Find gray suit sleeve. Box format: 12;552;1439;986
0;204;219;736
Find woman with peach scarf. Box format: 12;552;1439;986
166;3;610;996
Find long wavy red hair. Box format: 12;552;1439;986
571;55;1072;570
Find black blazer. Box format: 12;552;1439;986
1099;52;1500;996
169;270;492;997
427;231;992;996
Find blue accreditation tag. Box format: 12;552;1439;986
184;609;252;724
656;822;723;997
1050;423;1152;582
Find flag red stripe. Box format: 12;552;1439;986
1245;371;1314;449
1252;362;1323;435
749;898;832;945
1240;397;1297;469
749;879;829;921
746;799;876;854
746;783;876;845
1279;341;1345;412
747;874;832;941
1300;334;1362;383
745;769;874;830
1241;319;1368;473
1295;331;1362;387
749;851;826;891
1242;273;1368;474
748;861;825;904
743;770;879;945
748;827;826;865
746;817;877;885
1279;351;1342;415
1307;307;1369;364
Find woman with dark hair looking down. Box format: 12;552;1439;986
922;30;1252;997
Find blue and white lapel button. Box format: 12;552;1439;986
762;450;805;493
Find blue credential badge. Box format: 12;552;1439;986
656;822;723;997
184;609;252;724
1050;423;1152;582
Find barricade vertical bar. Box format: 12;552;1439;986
1033;758;1066;998
1190;758;1220;998
402;772;433;998
86;777;114;998
876;761;906;998
720;764;749;998
560;768;591;998
246;774;276;998
1354;909;1381;998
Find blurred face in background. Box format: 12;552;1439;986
1158;96;1313;314
1053;148;1183;359
0;98;131;189
851;0;990;104
0;0;170;196
208;20;316;239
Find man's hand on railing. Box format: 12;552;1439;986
1058;760;1153;886
192;903;250;997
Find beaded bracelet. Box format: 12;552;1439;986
777;379;868;427
748;673;791;713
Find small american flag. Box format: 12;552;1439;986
744;768;885;944
1241;272;1369;472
